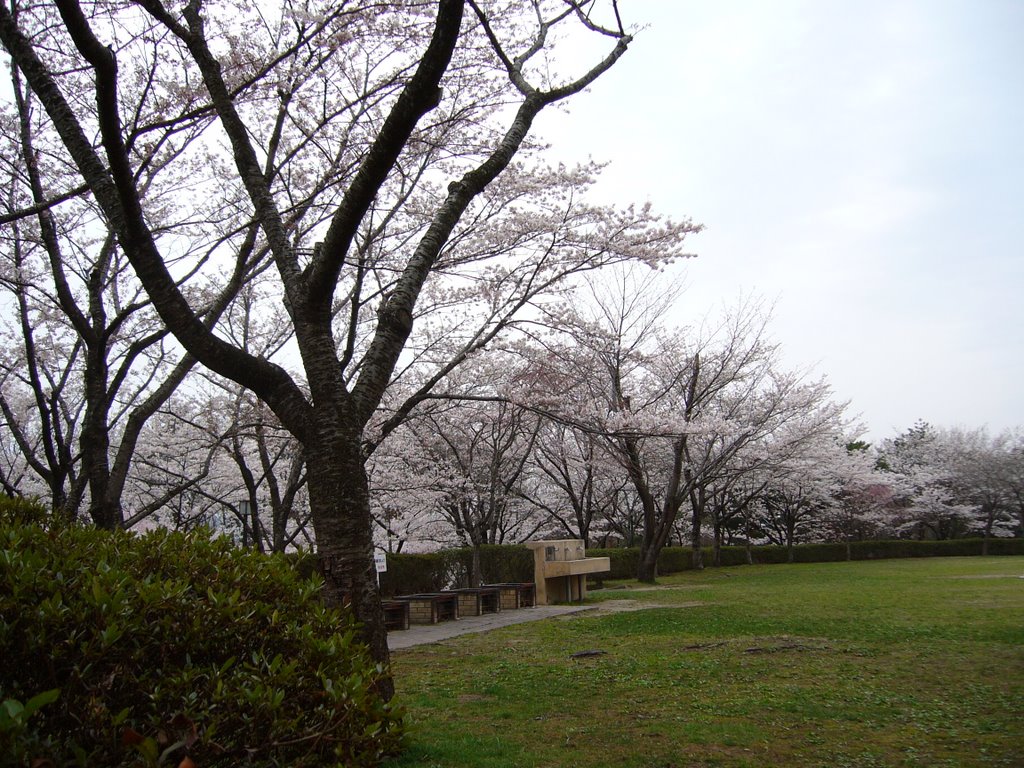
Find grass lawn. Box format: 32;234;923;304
383;556;1024;768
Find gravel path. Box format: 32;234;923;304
387;604;597;650
386;598;695;650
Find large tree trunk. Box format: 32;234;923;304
82;345;123;530
305;430;392;699
470;545;483;587
82;427;121;529
635;492;666;583
637;542;659;583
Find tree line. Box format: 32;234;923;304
4;256;1021;575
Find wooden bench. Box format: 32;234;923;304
484;582;536;610
394;593;459;624
381;600;410;631
452;587;502;616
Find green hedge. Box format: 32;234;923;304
0;501;404;767
378;545;533;597
459;544;534;585
586;538;1024;579
377;538;1024;592
379;550;463;596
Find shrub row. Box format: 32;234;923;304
378;545;533;597
376;538;1024;592
0;500;404;767
590;538;1024;579
591;538;1024;579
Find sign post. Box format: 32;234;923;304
373;550;387;589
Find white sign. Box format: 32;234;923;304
373;551;388;573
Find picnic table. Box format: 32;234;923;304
451;587;502;616
393;593;459;624
484;582;536;610
381;600;410;631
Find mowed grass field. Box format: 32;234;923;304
384;557;1024;768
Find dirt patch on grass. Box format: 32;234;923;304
595;584;703;593
945;574;1024;579
586;599;706;614
456;693;493;704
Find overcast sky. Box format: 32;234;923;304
537;0;1024;443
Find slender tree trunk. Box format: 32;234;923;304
981;504;995;556
690;503;705;570
470;545;482;587
744;511;754;565
249;497;263;552
712;512;722;567
636;499;660;583
628;443;662;583
636;495;673;583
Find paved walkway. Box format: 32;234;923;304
387;604;596;650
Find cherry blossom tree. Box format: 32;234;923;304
197;279;313;552
125;399;221;531
1000;433;1024;537
514;268;847;580
367;436;452;553
403;389;545;583
709;472;772;564
876;422;977;540
518;420;623;546
822;441;901;558
0;280;84;516
0;388;34;497
0;12;251;528
933;427;1021;552
756;436;854;562
1;0;695;679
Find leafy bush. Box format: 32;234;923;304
0;503;404;767
0;495;52;527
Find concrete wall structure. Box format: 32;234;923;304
525;539;611;605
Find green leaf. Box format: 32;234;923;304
101;624;123;647
111;707;131;726
23;688;59;718
1;699;24;721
